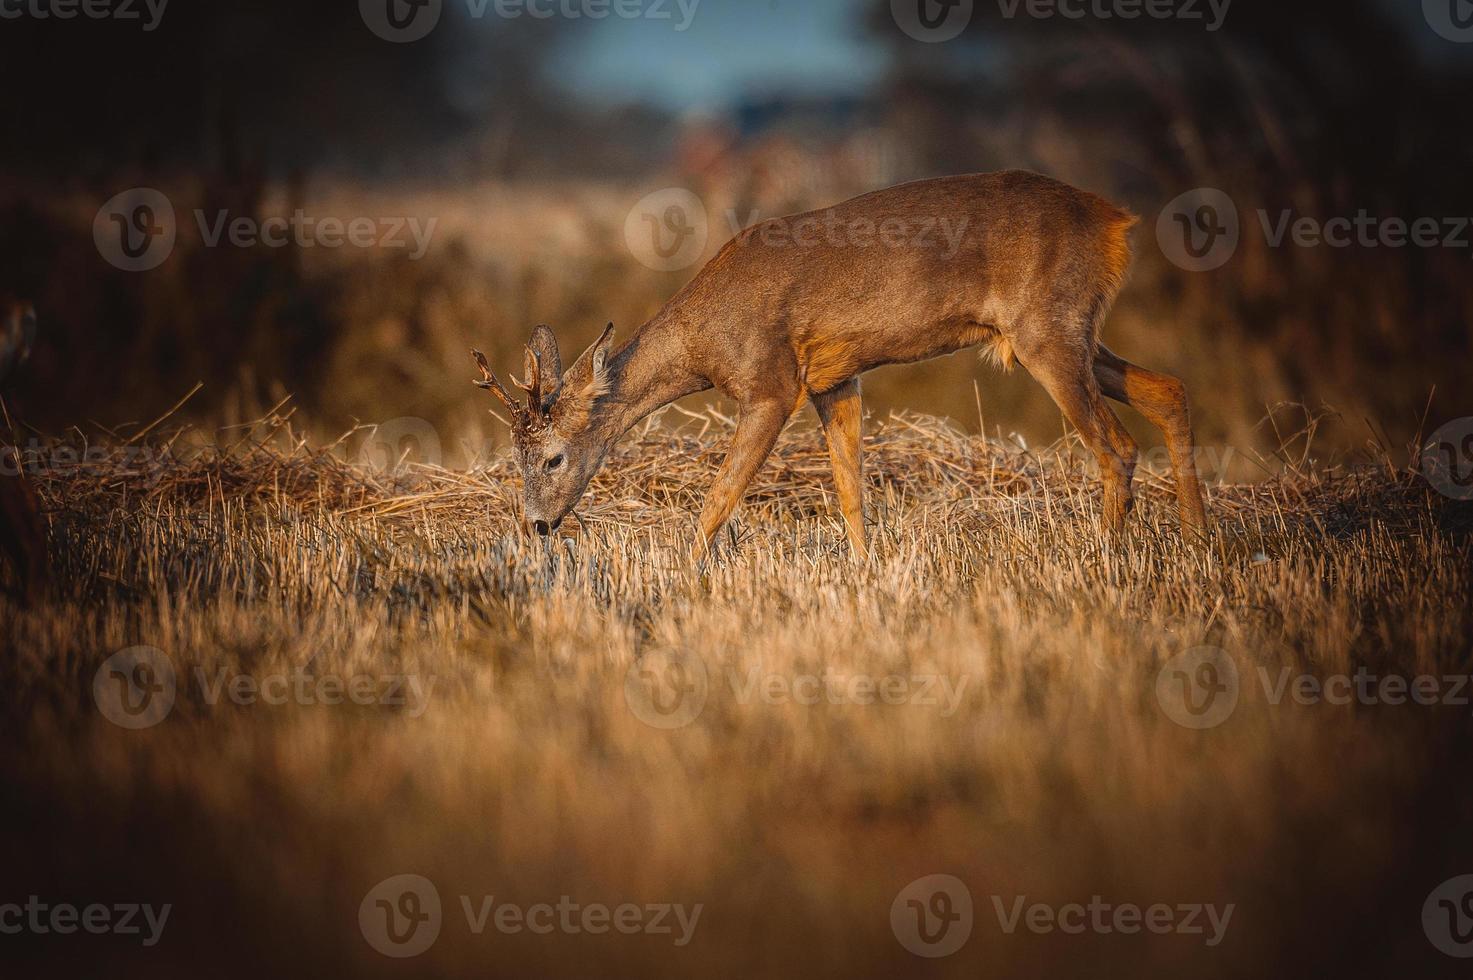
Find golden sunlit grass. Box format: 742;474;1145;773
2;411;1470;978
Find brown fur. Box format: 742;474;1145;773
473;171;1208;554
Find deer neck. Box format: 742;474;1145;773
602;312;708;438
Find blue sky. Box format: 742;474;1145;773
546;0;889;111
525;0;1443;113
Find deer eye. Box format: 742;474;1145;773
545;454;565;472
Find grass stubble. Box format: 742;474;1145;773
1;408;1470;978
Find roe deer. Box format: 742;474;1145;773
473;170;1208;558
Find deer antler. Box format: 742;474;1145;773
512;346;545;414
470;348;526;421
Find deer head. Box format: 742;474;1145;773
472;322;616;536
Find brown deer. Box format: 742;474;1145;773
473;171;1208;558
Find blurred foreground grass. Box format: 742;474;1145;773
1;411;1471;977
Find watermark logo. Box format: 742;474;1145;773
360;0;442;42
1162;189;1473;270
3;441;178;488
1425;0;1473;43
94;188;176;272
193;667;435;716
94;189;438;271
361;876;701;952
1155;646;1239;729
361;0;699;41
729;210;971;259
358;417;444;472
991;895;1233;946
624;188;708;273
0;0;169;30
1424;875;1473;957
360;874;443;958
991;0;1229;30
461;895;702;944
1420;417;1473;501
891;0;973;42
891;874;973;957
194;210;437;258
92;646;176;729
1258;666;1470;708
624;651;708;729
1257;211;1472;252
727;667;969;716
0;898;171;946
1158;188;1239;272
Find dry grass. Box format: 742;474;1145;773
2;410;1471;978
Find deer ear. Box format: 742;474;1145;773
564;322;615;398
516;324;562;412
590;322;614;381
528;324;562;381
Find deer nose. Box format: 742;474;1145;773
533;520;551;537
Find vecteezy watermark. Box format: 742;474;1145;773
1424;875;1473;958
0;897;171;946
1256;211;1473;253
1420;417;1473;501
624;188;709;273
624;651;709;729
359;875;702;958
892;0;1229;42
1258;667;1473;709
93;646;177;729
194;210;437;259
1159;187;1473;271
3;440;183;489
192;667;435;718
94;188;438;271
728;210;971;260
624;653;971;729
357;417;444;472
359;0;443;43
891;0;974;43
623;189;972;273
992;0;1229;30
0;0;168;30
360;875;443;958
93;188;177;272
1424;0;1473;43
1156;188;1240;272
1156;646;1473;729
890;877;1233;957
360;0;699;43
1155;646;1239;729
726;667;969;716
891;875;974;957
990;895;1234;947
1086;443;1239;483
92;646;435;728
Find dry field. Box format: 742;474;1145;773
2;409;1471;977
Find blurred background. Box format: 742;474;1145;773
1;0;1470;468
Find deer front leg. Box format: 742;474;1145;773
812;377;867;559
694;396;794;560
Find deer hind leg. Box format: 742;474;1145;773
1093;345;1209;537
812;377;867;559
1017;341;1138;533
695;395;795;560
